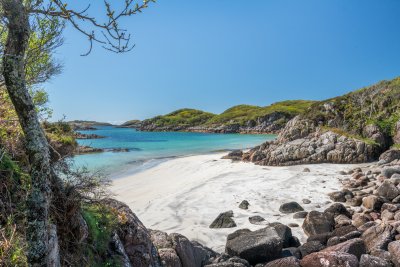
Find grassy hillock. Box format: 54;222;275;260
120;119;141;127
302;77;400;141
141;108;216;128
133;100;315;132
206;100;315;126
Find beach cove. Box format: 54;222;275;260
111;152;361;252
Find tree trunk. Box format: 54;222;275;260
2;0;54;265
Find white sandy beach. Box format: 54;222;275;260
111;153;360;252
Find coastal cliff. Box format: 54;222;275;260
235;77;400;165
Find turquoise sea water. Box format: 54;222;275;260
74;126;276;177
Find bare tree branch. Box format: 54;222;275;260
30;0;155;55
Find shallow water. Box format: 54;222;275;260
74;126;275;177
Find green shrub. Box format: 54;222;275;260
303;77;400;142
43;120;78;148
81;204;122;266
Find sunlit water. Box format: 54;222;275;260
73;126;276;178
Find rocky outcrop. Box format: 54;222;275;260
237;78;400;165
149;229;218;267
242;126;380;166
101;199;219;267
103;199;161;267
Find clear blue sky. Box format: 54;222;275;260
46;0;400;124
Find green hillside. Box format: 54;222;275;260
141;108;216;128
206;100;315;126
132;100;316;131
302;77;400;141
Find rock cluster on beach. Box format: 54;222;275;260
107;148;400;266
206;151;400;266
242;116;383;166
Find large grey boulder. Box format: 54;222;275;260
150;230;217;267
377;180;400;201
210;211;237;229
225;226;283;264
170;233;217;267
279;202;304;214
302;211;334;237
103;199;161;267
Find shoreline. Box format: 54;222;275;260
110;152;366;252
